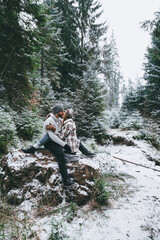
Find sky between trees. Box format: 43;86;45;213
99;0;160;83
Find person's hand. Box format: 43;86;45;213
63;144;71;153
46;124;56;132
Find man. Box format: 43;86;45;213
22;105;74;186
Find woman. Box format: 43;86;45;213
58;109;80;154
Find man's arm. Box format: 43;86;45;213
44;119;65;147
46;124;56;132
47;130;66;147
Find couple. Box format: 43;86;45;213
22;105;94;186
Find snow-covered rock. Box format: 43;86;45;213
0;149;100;206
107;129;160;165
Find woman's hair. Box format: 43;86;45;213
66;109;77;119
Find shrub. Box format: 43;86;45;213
104;109;120;129
135;129;160;150
92;176;109;205
0;202;34;239
48;218;69;240
14;108;42;140
118;111;144;130
0;108;17;154
92;120;109;145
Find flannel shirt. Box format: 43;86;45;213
58;119;80;153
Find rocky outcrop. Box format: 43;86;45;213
0;149;100;207
106;129;160;165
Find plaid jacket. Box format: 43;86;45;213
58;119;80;153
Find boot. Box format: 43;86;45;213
79;142;95;158
63;178;75;186
21;146;36;154
58;159;75;186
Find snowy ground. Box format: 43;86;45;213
2;129;159;240
25;130;160;240
73;147;160;240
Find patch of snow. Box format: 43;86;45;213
78;189;88;196
49;173;57;183
6;150;36;171
7;189;23;199
79;158;99;169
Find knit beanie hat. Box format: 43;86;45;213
53;105;64;114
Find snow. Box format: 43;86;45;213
49;173;57;183
79;158;100;169
6;150;37;171
107;128;160;163
2;130;160;240
77;189;88;196
23;132;160;240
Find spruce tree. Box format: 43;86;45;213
54;0;107;92
54;0;82;91
0;0;44;109
37;1;66;95
142;12;160;118
73;60;106;143
101;34;122;108
121;12;160;119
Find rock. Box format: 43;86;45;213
106;129;136;146
0;149;100;207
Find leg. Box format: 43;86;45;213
36;133;50;147
21;134;50;153
44;140;74;186
79;142;95;157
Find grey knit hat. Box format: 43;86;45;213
53;105;64;114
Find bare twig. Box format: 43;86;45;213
105;151;160;173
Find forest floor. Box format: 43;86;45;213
1;128;160;240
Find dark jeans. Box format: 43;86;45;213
44;140;69;182
79;142;89;154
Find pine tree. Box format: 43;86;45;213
0;0;44;109
142;12;160;118
54;0;82;91
73;60;106;143
34;0;67;106
39;1;68;91
101;34;122;108
54;0;107;92
76;0;106;64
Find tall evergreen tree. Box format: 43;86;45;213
54;0;107;92
142;12;160;118
101;34;122;108
73;60;106;142
54;0;82;91
37;1;67;93
121;12;160;119
76;0;106;64
0;0;44;109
